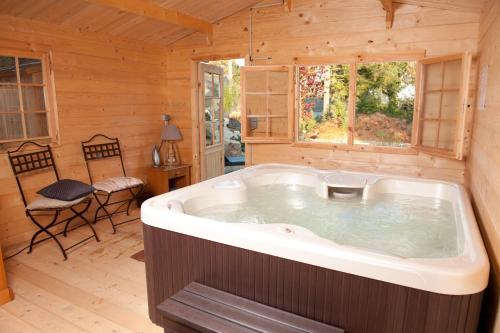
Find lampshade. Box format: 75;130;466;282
161;124;182;141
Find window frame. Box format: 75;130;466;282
0;47;58;147
293;52;424;154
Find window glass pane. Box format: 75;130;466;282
437;121;456;151
26;112;49;137
423;92;441;119
268;71;288;93
204;73;212;97
425;62;442;91
245;94;267;115
268;94;287;116
22;86;46;111
19;58;43;84
440;91;459;121
247;117;267;137
298;64;350;144
421;120;438;147
244;71;266;93
270;117;288;138
443;60;461;90
213;74;220;98
354;61;416;147
0;113;23;140
0;85;20;112
0;56;17;84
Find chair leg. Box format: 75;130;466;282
126;184;144;216
93;192;116;234
63;199;99;243
27;210;68;260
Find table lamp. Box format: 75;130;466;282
159;114;182;166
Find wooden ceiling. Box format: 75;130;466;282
0;0;262;45
0;0;487;46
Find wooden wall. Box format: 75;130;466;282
0;15;167;252
466;0;500;331
165;0;480;184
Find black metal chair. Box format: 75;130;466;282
81;134;144;233
8;141;99;260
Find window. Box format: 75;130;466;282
417;54;471;159
0;51;56;144
298;61;416;148
354;62;416;147
241;66;294;143
298;64;350;144
241;53;471;160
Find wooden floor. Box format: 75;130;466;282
0;210;162;333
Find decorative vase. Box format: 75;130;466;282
152;145;161;167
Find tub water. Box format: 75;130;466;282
191;184;458;258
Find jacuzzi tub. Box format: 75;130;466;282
142;164;489;332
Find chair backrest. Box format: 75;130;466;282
81;134;127;183
7;141;59;206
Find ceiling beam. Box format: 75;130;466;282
379;0;394;29
84;0;213;44
393;0;483;13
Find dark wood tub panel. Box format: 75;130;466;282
143;224;483;333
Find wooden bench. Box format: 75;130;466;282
158;282;344;333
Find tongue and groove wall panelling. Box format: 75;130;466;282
165;0;480;184
0;15;168;252
466;0;500;331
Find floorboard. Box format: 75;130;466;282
0;210;162;333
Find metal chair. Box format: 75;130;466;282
8;141;99;260
81;134;144;233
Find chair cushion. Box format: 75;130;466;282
37;179;94;201
93;176;143;193
26;196;88;211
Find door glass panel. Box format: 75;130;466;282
214;120;221;144
0;113;23;140
19;58;43;84
0;86;20;112
213;98;221;120
204;73;212;97
205;121;213;146
0;56;17;83
205;96;212;117
26;112;49;137
22;86;46;111
213;74;221;98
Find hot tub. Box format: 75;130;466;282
142;164;489;333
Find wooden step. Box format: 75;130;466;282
158;282;344;333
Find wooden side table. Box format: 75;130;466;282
147;165;191;196
0;246;13;305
